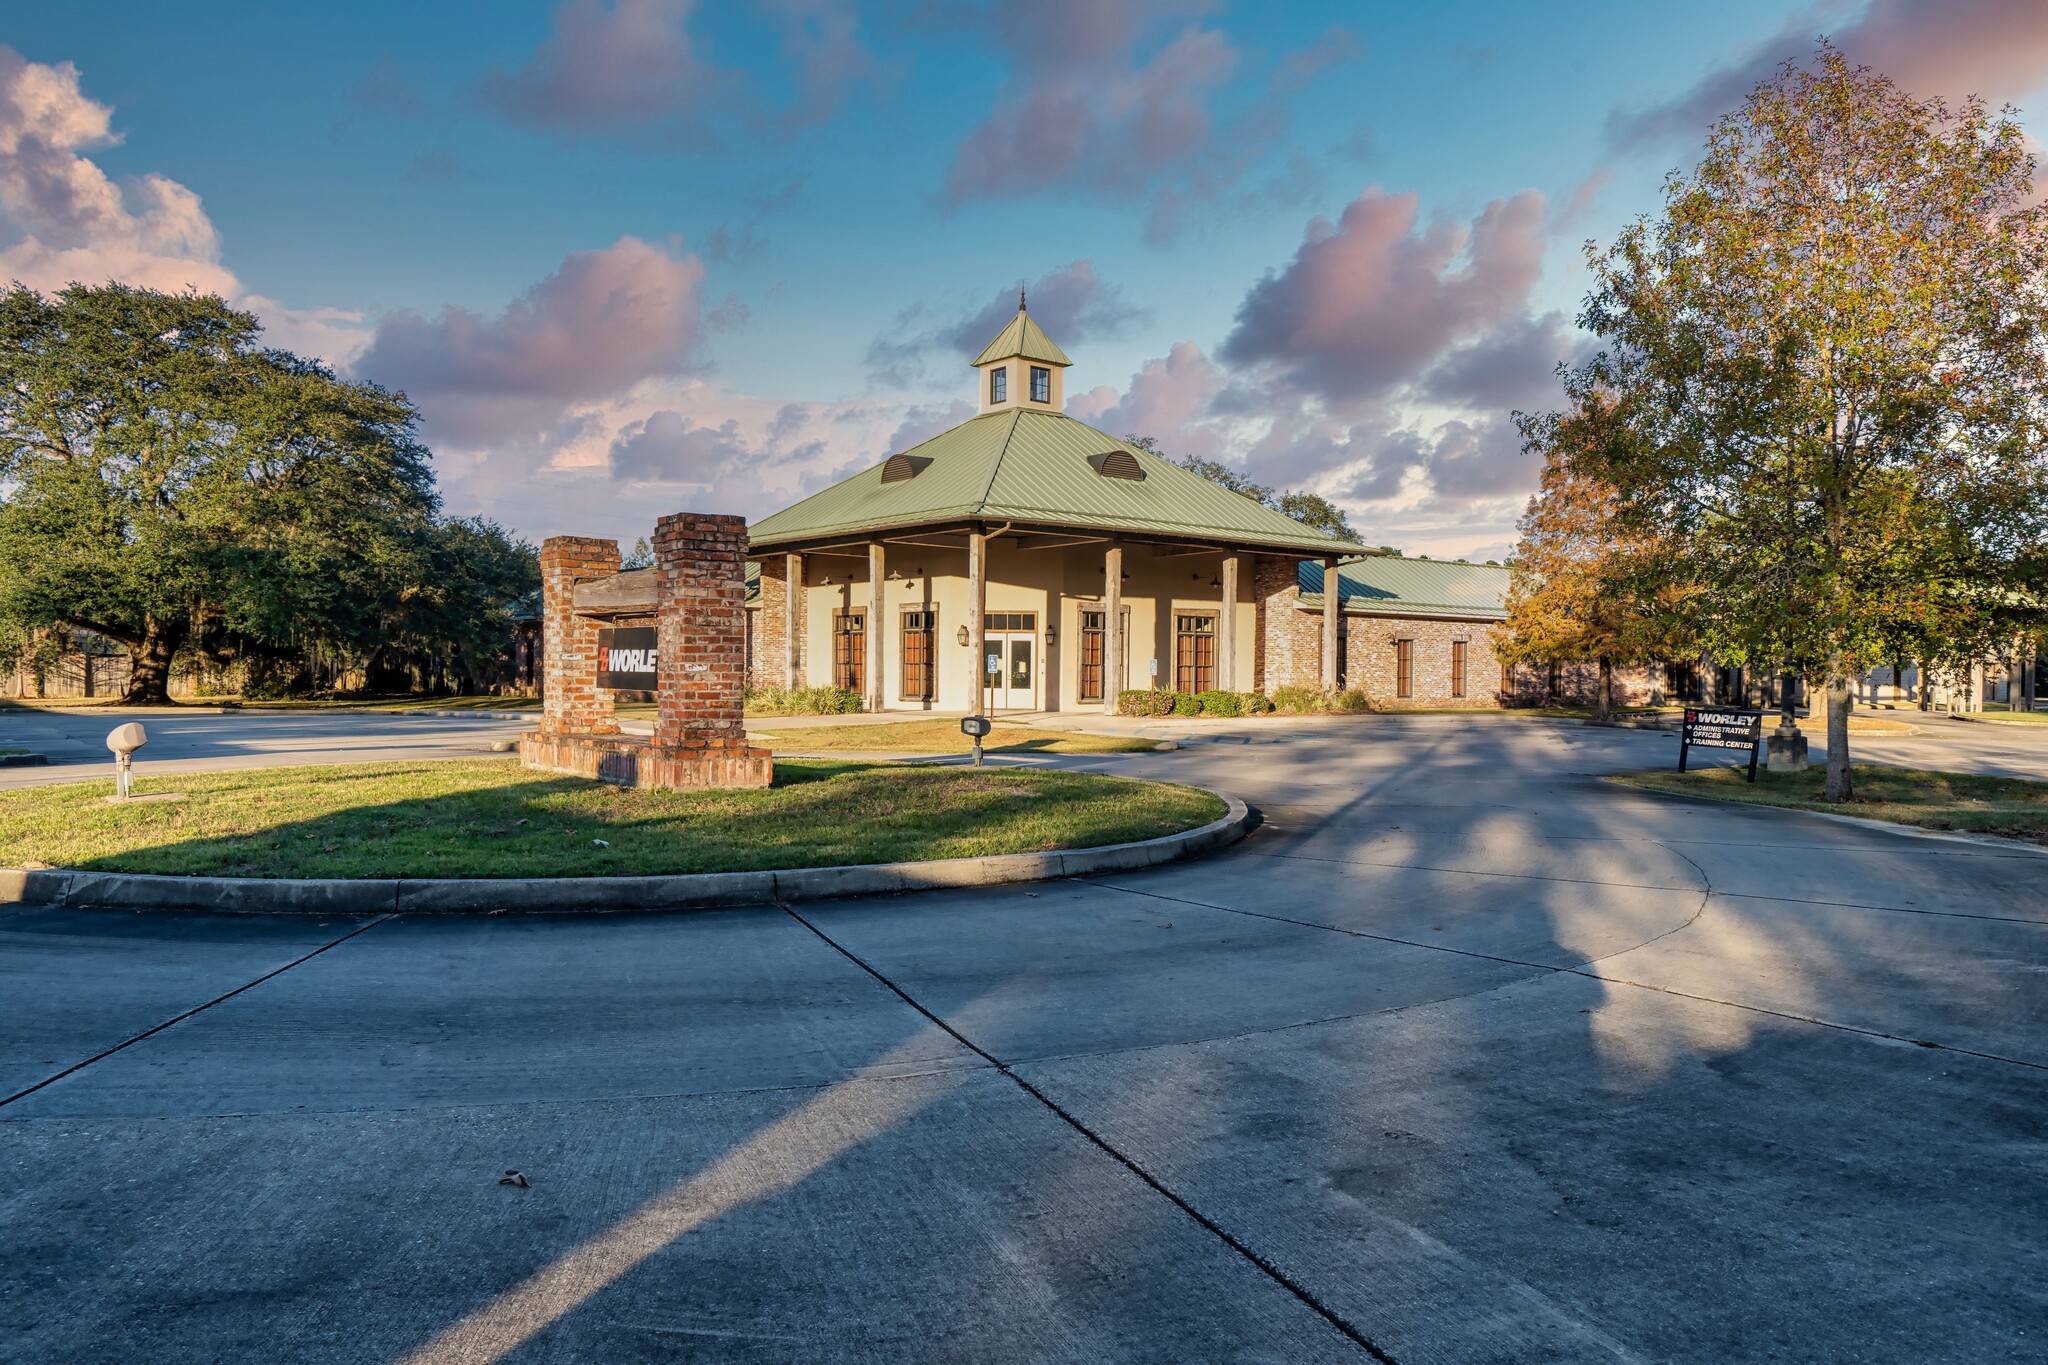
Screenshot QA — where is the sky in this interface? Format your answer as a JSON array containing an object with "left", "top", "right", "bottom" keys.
[{"left": 4, "top": 1, "right": 2046, "bottom": 562}]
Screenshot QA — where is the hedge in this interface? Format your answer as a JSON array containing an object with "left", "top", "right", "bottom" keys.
[
  {"left": 744, "top": 685, "right": 864, "bottom": 715},
  {"left": 1119, "top": 688, "right": 1278, "bottom": 717}
]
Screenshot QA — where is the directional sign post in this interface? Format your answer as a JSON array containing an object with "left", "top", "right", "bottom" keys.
[{"left": 1679, "top": 707, "right": 1765, "bottom": 782}]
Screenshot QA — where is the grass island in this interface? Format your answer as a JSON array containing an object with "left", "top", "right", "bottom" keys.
[{"left": 0, "top": 757, "right": 1224, "bottom": 879}]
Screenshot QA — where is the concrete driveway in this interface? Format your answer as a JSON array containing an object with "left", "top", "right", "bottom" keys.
[{"left": 2, "top": 722, "right": 2043, "bottom": 1363}]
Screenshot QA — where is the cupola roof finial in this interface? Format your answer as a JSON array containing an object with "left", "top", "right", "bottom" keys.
[{"left": 1018, "top": 283, "right": 1027, "bottom": 312}]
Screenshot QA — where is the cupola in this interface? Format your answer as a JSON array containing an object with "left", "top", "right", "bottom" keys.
[{"left": 972, "top": 288, "right": 1071, "bottom": 414}]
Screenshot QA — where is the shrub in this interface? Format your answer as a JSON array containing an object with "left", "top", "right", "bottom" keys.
[
  {"left": 745, "top": 685, "right": 864, "bottom": 715},
  {"left": 1238, "top": 691, "right": 1274, "bottom": 714},
  {"left": 1171, "top": 691, "right": 1201, "bottom": 716},
  {"left": 1332, "top": 688, "right": 1374, "bottom": 713},
  {"left": 1194, "top": 689, "right": 1242, "bottom": 717},
  {"left": 1117, "top": 688, "right": 1175, "bottom": 716},
  {"left": 1271, "top": 685, "right": 1326, "bottom": 713}
]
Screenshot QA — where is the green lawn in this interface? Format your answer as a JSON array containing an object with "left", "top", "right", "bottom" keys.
[
  {"left": 1612, "top": 764, "right": 2048, "bottom": 845},
  {"left": 750, "top": 718, "right": 1156, "bottom": 754},
  {"left": 1968, "top": 708, "right": 2048, "bottom": 725},
  {"left": 0, "top": 757, "right": 1222, "bottom": 878}
]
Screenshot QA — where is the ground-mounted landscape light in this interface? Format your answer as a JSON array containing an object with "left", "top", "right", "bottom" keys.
[{"left": 106, "top": 722, "right": 146, "bottom": 799}]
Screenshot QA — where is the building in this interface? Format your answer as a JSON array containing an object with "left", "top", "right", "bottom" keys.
[
  {"left": 738, "top": 301, "right": 2043, "bottom": 716},
  {"left": 745, "top": 300, "right": 1374, "bottom": 714}
]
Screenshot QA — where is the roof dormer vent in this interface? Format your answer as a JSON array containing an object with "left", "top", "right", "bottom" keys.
[
  {"left": 880, "top": 453, "right": 932, "bottom": 484},
  {"left": 1087, "top": 449, "right": 1144, "bottom": 481}
]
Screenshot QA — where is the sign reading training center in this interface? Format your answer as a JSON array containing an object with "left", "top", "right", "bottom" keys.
[
  {"left": 1679, "top": 707, "right": 1764, "bottom": 782},
  {"left": 596, "top": 626, "right": 659, "bottom": 691}
]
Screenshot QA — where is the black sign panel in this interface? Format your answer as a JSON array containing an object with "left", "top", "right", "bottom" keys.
[
  {"left": 1680, "top": 707, "right": 1763, "bottom": 781},
  {"left": 596, "top": 626, "right": 658, "bottom": 691}
]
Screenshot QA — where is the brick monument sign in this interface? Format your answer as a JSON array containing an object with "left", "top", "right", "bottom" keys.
[{"left": 520, "top": 512, "right": 773, "bottom": 790}]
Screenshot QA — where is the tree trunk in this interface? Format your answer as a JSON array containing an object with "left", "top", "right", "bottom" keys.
[
  {"left": 122, "top": 616, "right": 183, "bottom": 705},
  {"left": 1595, "top": 657, "right": 1614, "bottom": 722},
  {"left": 1823, "top": 654, "right": 1854, "bottom": 802}
]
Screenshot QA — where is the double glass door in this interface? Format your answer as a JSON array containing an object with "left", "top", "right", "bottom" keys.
[{"left": 981, "top": 612, "right": 1037, "bottom": 710}]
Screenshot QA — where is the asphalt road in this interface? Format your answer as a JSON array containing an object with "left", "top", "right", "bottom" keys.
[
  {"left": 0, "top": 705, "right": 530, "bottom": 790},
  {"left": 2, "top": 722, "right": 2044, "bottom": 1363}
]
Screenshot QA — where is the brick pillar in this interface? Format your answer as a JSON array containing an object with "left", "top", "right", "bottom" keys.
[
  {"left": 652, "top": 513, "right": 750, "bottom": 749},
  {"left": 753, "top": 557, "right": 788, "bottom": 689},
  {"left": 539, "top": 536, "right": 621, "bottom": 736}
]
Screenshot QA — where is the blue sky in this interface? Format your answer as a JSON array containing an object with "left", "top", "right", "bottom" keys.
[{"left": 4, "top": 1, "right": 2044, "bottom": 559}]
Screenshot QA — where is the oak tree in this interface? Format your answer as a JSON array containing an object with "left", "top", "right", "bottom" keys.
[{"left": 1565, "top": 45, "right": 2048, "bottom": 798}]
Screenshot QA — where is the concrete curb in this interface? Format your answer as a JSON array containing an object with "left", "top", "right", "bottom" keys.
[{"left": 0, "top": 794, "right": 1251, "bottom": 915}]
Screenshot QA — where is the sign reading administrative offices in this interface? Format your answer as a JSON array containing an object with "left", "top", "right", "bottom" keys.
[
  {"left": 1679, "top": 707, "right": 1763, "bottom": 782},
  {"left": 596, "top": 626, "right": 658, "bottom": 691}
]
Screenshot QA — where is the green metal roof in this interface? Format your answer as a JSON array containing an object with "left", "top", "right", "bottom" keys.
[
  {"left": 1298, "top": 557, "right": 1510, "bottom": 620},
  {"left": 971, "top": 310, "right": 1072, "bottom": 367},
  {"left": 748, "top": 407, "right": 1372, "bottom": 556}
]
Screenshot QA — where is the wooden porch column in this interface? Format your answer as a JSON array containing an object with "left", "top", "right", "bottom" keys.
[
  {"left": 784, "top": 552, "right": 803, "bottom": 688},
  {"left": 867, "top": 542, "right": 886, "bottom": 713},
  {"left": 1321, "top": 557, "right": 1340, "bottom": 691},
  {"left": 1218, "top": 553, "right": 1239, "bottom": 692},
  {"left": 1103, "top": 543, "right": 1123, "bottom": 715},
  {"left": 968, "top": 530, "right": 987, "bottom": 715}
]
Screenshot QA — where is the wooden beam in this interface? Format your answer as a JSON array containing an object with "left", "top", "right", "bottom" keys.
[
  {"left": 968, "top": 530, "right": 987, "bottom": 716},
  {"left": 1103, "top": 543, "right": 1123, "bottom": 716},
  {"left": 867, "top": 542, "right": 885, "bottom": 713},
  {"left": 1219, "top": 554, "right": 1239, "bottom": 692},
  {"left": 568, "top": 567, "right": 659, "bottom": 618}
]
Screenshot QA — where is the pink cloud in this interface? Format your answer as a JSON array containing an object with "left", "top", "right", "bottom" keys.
[
  {"left": 942, "top": 2, "right": 1357, "bottom": 240},
  {"left": 1069, "top": 341, "right": 1226, "bottom": 455},
  {"left": 0, "top": 46, "right": 235, "bottom": 296},
  {"left": 1610, "top": 0, "right": 2048, "bottom": 148},
  {"left": 1220, "top": 186, "right": 1548, "bottom": 406},
  {"left": 482, "top": 0, "right": 731, "bottom": 137},
  {"left": 355, "top": 236, "right": 708, "bottom": 444},
  {"left": 480, "top": 0, "right": 869, "bottom": 142}
]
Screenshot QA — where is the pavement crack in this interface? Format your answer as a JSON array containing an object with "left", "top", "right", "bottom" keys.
[
  {"left": 0, "top": 912, "right": 399, "bottom": 1111},
  {"left": 776, "top": 900, "right": 1401, "bottom": 1365}
]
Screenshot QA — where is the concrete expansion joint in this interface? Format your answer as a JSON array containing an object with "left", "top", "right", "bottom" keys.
[
  {"left": 776, "top": 899, "right": 1404, "bottom": 1364},
  {"left": 0, "top": 791, "right": 1252, "bottom": 916}
]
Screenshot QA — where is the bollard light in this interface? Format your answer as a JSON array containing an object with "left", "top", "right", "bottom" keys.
[{"left": 106, "top": 722, "right": 147, "bottom": 800}]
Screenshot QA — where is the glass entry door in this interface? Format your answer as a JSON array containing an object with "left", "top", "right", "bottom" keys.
[{"left": 981, "top": 612, "right": 1037, "bottom": 710}]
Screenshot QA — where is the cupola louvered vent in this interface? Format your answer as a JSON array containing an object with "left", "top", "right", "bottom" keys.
[
  {"left": 1087, "top": 450, "right": 1144, "bottom": 481},
  {"left": 880, "top": 453, "right": 931, "bottom": 484}
]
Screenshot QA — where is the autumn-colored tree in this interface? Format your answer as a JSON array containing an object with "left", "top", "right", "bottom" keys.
[
  {"left": 1564, "top": 45, "right": 2048, "bottom": 799},
  {"left": 1498, "top": 398, "right": 1692, "bottom": 721}
]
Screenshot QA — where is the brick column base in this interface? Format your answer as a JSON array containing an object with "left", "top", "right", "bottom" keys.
[{"left": 518, "top": 732, "right": 772, "bottom": 791}]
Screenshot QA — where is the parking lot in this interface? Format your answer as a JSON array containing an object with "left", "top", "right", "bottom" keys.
[{"left": 2, "top": 719, "right": 2043, "bottom": 1363}]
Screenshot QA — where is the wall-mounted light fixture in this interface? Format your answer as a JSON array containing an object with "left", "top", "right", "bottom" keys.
[
  {"left": 956, "top": 625, "right": 971, "bottom": 646},
  {"left": 1045, "top": 626, "right": 1057, "bottom": 645}
]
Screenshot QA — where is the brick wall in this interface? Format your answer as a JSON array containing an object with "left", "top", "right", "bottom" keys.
[
  {"left": 1501, "top": 658, "right": 1669, "bottom": 707},
  {"left": 538, "top": 536, "right": 622, "bottom": 735},
  {"left": 652, "top": 513, "right": 751, "bottom": 749},
  {"left": 1254, "top": 555, "right": 1324, "bottom": 692},
  {"left": 1343, "top": 616, "right": 1504, "bottom": 708},
  {"left": 751, "top": 556, "right": 789, "bottom": 689}
]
